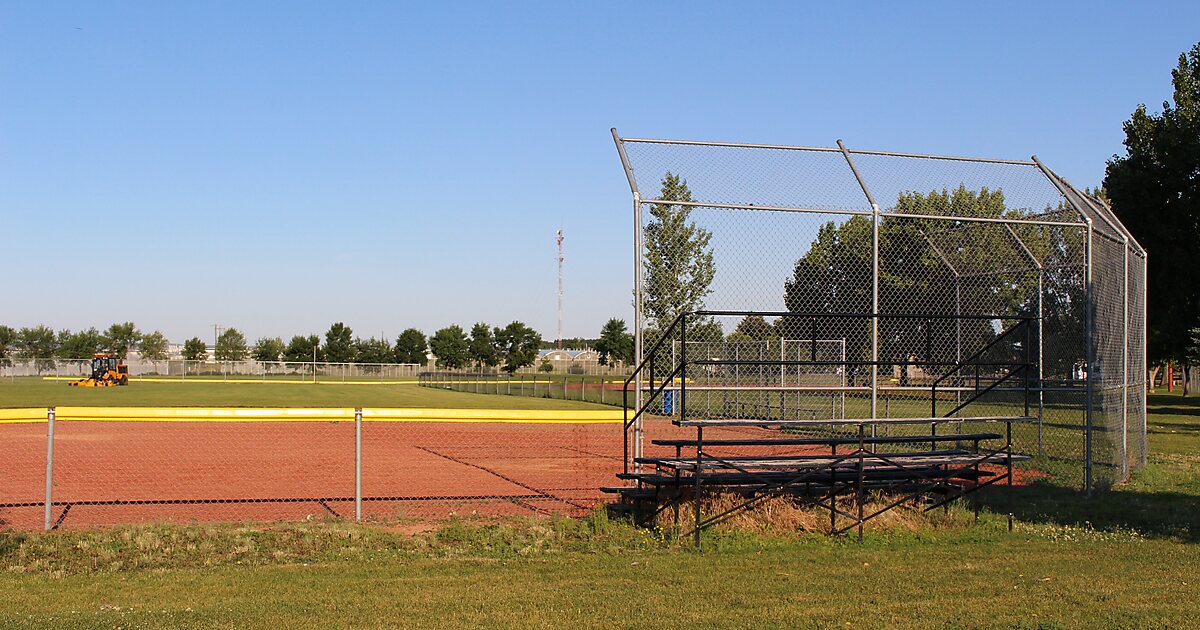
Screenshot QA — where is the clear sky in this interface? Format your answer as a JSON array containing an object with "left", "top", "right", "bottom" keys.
[{"left": 2, "top": 2, "right": 1197, "bottom": 345}]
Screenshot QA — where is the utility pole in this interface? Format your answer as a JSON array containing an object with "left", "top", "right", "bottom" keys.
[
  {"left": 556, "top": 229, "right": 564, "bottom": 350},
  {"left": 212, "top": 324, "right": 223, "bottom": 361}
]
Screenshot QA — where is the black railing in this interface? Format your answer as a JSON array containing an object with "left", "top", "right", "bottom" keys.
[
  {"left": 623, "top": 310, "right": 691, "bottom": 474},
  {"left": 621, "top": 310, "right": 1039, "bottom": 476},
  {"left": 931, "top": 318, "right": 1035, "bottom": 419}
]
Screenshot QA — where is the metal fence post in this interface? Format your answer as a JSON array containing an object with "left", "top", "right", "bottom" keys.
[
  {"left": 1084, "top": 220, "right": 1094, "bottom": 494},
  {"left": 355, "top": 407, "right": 362, "bottom": 522},
  {"left": 1121, "top": 238, "right": 1130, "bottom": 480},
  {"left": 44, "top": 406, "right": 55, "bottom": 531},
  {"left": 837, "top": 140, "right": 880, "bottom": 421}
]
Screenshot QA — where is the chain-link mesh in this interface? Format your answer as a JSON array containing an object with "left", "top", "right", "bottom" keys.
[
  {"left": 616, "top": 133, "right": 1146, "bottom": 492},
  {"left": 0, "top": 407, "right": 621, "bottom": 530},
  {"left": 362, "top": 416, "right": 617, "bottom": 520},
  {"left": 0, "top": 409, "right": 47, "bottom": 530}
]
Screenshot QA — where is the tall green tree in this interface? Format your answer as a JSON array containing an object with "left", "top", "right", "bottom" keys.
[
  {"left": 393, "top": 328, "right": 428, "bottom": 365},
  {"left": 783, "top": 217, "right": 873, "bottom": 364},
  {"left": 253, "top": 337, "right": 285, "bottom": 364},
  {"left": 782, "top": 187, "right": 1046, "bottom": 373},
  {"left": 642, "top": 173, "right": 716, "bottom": 331},
  {"left": 182, "top": 337, "right": 208, "bottom": 362},
  {"left": 324, "top": 322, "right": 356, "bottom": 363},
  {"left": 495, "top": 321, "right": 543, "bottom": 374},
  {"left": 539, "top": 337, "right": 598, "bottom": 350},
  {"left": 594, "top": 318, "right": 634, "bottom": 366},
  {"left": 353, "top": 337, "right": 394, "bottom": 364},
  {"left": 17, "top": 325, "right": 57, "bottom": 372},
  {"left": 215, "top": 328, "right": 249, "bottom": 361},
  {"left": 284, "top": 335, "right": 323, "bottom": 363},
  {"left": 429, "top": 325, "right": 470, "bottom": 369},
  {"left": 1104, "top": 42, "right": 1200, "bottom": 376},
  {"left": 56, "top": 328, "right": 104, "bottom": 359},
  {"left": 139, "top": 330, "right": 170, "bottom": 370},
  {"left": 733, "top": 315, "right": 775, "bottom": 342},
  {"left": 0, "top": 325, "right": 17, "bottom": 366},
  {"left": 1185, "top": 327, "right": 1200, "bottom": 396},
  {"left": 103, "top": 322, "right": 141, "bottom": 359},
  {"left": 468, "top": 322, "right": 499, "bottom": 370}
]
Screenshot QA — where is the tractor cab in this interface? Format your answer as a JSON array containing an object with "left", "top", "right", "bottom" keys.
[
  {"left": 70, "top": 353, "right": 129, "bottom": 386},
  {"left": 91, "top": 355, "right": 116, "bottom": 380}
]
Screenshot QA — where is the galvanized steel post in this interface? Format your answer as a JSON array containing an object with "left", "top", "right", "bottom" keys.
[
  {"left": 1122, "top": 238, "right": 1130, "bottom": 479},
  {"left": 837, "top": 140, "right": 881, "bottom": 420},
  {"left": 44, "top": 406, "right": 55, "bottom": 531},
  {"left": 355, "top": 407, "right": 363, "bottom": 522},
  {"left": 1084, "top": 219, "right": 1094, "bottom": 494},
  {"left": 633, "top": 191, "right": 644, "bottom": 468}
]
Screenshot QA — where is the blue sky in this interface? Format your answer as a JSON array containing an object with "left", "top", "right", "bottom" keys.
[{"left": 2, "top": 1, "right": 1197, "bottom": 344}]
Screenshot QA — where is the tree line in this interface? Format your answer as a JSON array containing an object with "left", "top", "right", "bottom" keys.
[
  {"left": 0, "top": 323, "right": 167, "bottom": 368},
  {"left": 0, "top": 318, "right": 637, "bottom": 374}
]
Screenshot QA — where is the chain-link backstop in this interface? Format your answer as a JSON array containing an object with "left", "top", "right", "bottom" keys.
[{"left": 613, "top": 130, "right": 1146, "bottom": 492}]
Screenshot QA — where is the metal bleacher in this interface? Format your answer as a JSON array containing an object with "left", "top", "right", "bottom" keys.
[{"left": 604, "top": 310, "right": 1036, "bottom": 546}]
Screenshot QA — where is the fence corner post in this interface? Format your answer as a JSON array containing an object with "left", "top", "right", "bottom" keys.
[
  {"left": 44, "top": 406, "right": 56, "bottom": 531},
  {"left": 355, "top": 407, "right": 362, "bottom": 522}
]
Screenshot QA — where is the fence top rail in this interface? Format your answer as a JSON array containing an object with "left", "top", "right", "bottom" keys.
[
  {"left": 689, "top": 359, "right": 1029, "bottom": 367},
  {"left": 616, "top": 134, "right": 1037, "bottom": 166},
  {"left": 692, "top": 310, "right": 1037, "bottom": 321}
]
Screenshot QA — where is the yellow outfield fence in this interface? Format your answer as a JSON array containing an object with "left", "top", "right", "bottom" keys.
[
  {"left": 40, "top": 377, "right": 423, "bottom": 385},
  {"left": 40, "top": 376, "right": 634, "bottom": 385},
  {"left": 0, "top": 408, "right": 48, "bottom": 424},
  {"left": 0, "top": 406, "right": 625, "bottom": 424}
]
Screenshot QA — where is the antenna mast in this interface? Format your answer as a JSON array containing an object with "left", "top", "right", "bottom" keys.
[{"left": 556, "top": 229, "right": 564, "bottom": 350}]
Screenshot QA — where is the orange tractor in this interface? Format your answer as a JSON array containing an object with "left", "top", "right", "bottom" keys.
[{"left": 70, "top": 353, "right": 130, "bottom": 386}]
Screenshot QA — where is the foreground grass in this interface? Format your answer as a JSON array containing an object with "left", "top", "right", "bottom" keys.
[
  {"left": 0, "top": 391, "right": 1195, "bottom": 628},
  {"left": 0, "top": 379, "right": 610, "bottom": 410},
  {"left": 0, "top": 516, "right": 1195, "bottom": 629}
]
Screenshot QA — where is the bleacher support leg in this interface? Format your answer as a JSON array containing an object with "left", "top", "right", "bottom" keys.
[
  {"left": 673, "top": 445, "right": 682, "bottom": 532},
  {"left": 694, "top": 427, "right": 703, "bottom": 549},
  {"left": 857, "top": 424, "right": 865, "bottom": 543}
]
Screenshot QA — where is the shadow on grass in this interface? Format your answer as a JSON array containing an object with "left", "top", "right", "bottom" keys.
[
  {"left": 1146, "top": 392, "right": 1200, "bottom": 413},
  {"left": 974, "top": 480, "right": 1199, "bottom": 542},
  {"left": 970, "top": 391, "right": 1197, "bottom": 541},
  {"left": 1147, "top": 408, "right": 1200, "bottom": 418},
  {"left": 1148, "top": 422, "right": 1200, "bottom": 434}
]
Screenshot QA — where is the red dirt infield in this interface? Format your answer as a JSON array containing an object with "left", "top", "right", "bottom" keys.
[
  {"left": 0, "top": 417, "right": 825, "bottom": 529},
  {"left": 0, "top": 417, "right": 1035, "bottom": 530}
]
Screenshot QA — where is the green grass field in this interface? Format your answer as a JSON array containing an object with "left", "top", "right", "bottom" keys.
[
  {"left": 0, "top": 377, "right": 611, "bottom": 410},
  {"left": 1, "top": 390, "right": 1197, "bottom": 628}
]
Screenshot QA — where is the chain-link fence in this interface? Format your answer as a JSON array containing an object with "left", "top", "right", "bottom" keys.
[
  {"left": 419, "top": 371, "right": 629, "bottom": 407},
  {"left": 0, "top": 359, "right": 428, "bottom": 381},
  {"left": 2, "top": 356, "right": 629, "bottom": 381},
  {"left": 613, "top": 130, "right": 1147, "bottom": 492},
  {"left": 0, "top": 406, "right": 621, "bottom": 530}
]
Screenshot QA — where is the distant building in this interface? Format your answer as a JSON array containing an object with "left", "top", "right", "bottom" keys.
[
  {"left": 535, "top": 348, "right": 616, "bottom": 374},
  {"left": 537, "top": 349, "right": 595, "bottom": 362}
]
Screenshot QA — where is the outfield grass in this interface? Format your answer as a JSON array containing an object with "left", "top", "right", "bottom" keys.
[
  {"left": 0, "top": 522, "right": 1195, "bottom": 629},
  {"left": 1, "top": 390, "right": 1197, "bottom": 628},
  {"left": 0, "top": 377, "right": 610, "bottom": 410}
]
